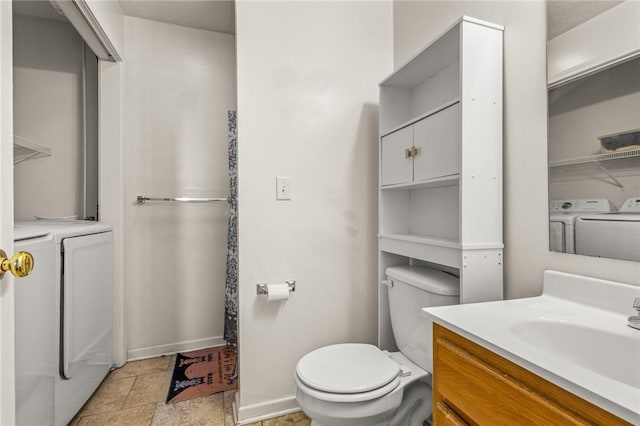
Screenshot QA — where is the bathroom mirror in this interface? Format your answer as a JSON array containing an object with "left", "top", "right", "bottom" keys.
[{"left": 546, "top": 1, "right": 640, "bottom": 261}]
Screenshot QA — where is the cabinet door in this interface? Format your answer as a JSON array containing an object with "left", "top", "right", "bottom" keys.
[
  {"left": 381, "top": 126, "right": 413, "bottom": 186},
  {"left": 433, "top": 324, "right": 630, "bottom": 426},
  {"left": 413, "top": 103, "right": 460, "bottom": 182}
]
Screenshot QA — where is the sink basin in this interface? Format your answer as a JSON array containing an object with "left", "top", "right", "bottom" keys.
[
  {"left": 422, "top": 270, "right": 640, "bottom": 424},
  {"left": 510, "top": 320, "right": 640, "bottom": 388}
]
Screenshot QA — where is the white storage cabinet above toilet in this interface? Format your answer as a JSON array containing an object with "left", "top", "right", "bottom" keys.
[{"left": 378, "top": 16, "right": 504, "bottom": 350}]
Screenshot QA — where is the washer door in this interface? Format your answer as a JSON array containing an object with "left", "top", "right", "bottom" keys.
[
  {"left": 61, "top": 232, "right": 113, "bottom": 379},
  {"left": 576, "top": 217, "right": 640, "bottom": 261}
]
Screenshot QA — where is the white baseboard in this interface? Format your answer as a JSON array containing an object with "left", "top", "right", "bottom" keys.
[
  {"left": 126, "top": 336, "right": 226, "bottom": 361},
  {"left": 237, "top": 394, "right": 301, "bottom": 425}
]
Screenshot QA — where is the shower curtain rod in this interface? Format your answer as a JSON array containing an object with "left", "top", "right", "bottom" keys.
[{"left": 136, "top": 195, "right": 229, "bottom": 204}]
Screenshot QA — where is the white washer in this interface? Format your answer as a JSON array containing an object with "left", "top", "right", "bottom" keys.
[
  {"left": 16, "top": 220, "right": 113, "bottom": 426},
  {"left": 549, "top": 199, "right": 615, "bottom": 253},
  {"left": 576, "top": 197, "right": 640, "bottom": 261},
  {"left": 14, "top": 226, "right": 56, "bottom": 426}
]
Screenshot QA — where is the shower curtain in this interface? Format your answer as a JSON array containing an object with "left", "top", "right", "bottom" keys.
[{"left": 224, "top": 110, "right": 238, "bottom": 349}]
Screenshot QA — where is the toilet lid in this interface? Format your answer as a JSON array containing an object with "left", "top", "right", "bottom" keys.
[{"left": 296, "top": 344, "right": 400, "bottom": 394}]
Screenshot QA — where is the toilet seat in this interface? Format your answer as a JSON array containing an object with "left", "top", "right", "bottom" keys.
[{"left": 296, "top": 343, "right": 401, "bottom": 402}]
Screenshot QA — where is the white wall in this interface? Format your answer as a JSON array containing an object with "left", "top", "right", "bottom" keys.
[
  {"left": 122, "top": 17, "right": 236, "bottom": 359},
  {"left": 236, "top": 1, "right": 392, "bottom": 422},
  {"left": 393, "top": 0, "right": 640, "bottom": 298},
  {"left": 13, "top": 15, "right": 84, "bottom": 220},
  {"left": 549, "top": 59, "right": 640, "bottom": 163}
]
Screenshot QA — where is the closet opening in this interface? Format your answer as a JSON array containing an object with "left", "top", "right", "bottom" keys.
[{"left": 13, "top": 0, "right": 99, "bottom": 221}]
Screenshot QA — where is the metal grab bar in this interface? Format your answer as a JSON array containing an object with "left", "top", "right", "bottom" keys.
[{"left": 137, "top": 195, "right": 229, "bottom": 204}]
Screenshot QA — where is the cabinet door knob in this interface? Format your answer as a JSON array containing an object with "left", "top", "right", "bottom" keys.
[{"left": 405, "top": 147, "right": 419, "bottom": 158}]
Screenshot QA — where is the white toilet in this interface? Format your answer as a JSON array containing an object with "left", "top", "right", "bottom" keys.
[{"left": 295, "top": 265, "right": 459, "bottom": 426}]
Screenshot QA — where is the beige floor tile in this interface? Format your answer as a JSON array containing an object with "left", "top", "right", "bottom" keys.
[
  {"left": 76, "top": 404, "right": 156, "bottom": 426},
  {"left": 124, "top": 371, "right": 171, "bottom": 408},
  {"left": 244, "top": 423, "right": 262, "bottom": 426},
  {"left": 78, "top": 376, "right": 136, "bottom": 417},
  {"left": 151, "top": 393, "right": 225, "bottom": 426},
  {"left": 262, "top": 411, "right": 310, "bottom": 426},
  {"left": 223, "top": 390, "right": 236, "bottom": 426},
  {"left": 109, "top": 356, "right": 173, "bottom": 380}
]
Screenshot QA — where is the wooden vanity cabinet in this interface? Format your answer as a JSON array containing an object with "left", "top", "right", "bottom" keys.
[{"left": 432, "top": 324, "right": 631, "bottom": 426}]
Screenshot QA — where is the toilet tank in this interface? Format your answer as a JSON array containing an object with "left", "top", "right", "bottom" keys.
[{"left": 385, "top": 265, "right": 459, "bottom": 373}]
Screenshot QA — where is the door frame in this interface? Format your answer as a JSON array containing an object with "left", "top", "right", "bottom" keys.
[
  {"left": 98, "top": 59, "right": 126, "bottom": 367},
  {"left": 0, "top": 2, "right": 126, "bottom": 420},
  {"left": 55, "top": 0, "right": 126, "bottom": 367}
]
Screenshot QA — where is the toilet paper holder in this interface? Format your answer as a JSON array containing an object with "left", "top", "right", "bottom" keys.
[{"left": 256, "top": 280, "right": 296, "bottom": 295}]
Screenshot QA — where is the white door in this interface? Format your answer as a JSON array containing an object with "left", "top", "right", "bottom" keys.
[{"left": 0, "top": 1, "right": 16, "bottom": 424}]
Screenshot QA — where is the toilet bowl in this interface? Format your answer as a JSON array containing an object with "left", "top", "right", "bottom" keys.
[
  {"left": 295, "top": 346, "right": 431, "bottom": 426},
  {"left": 295, "top": 265, "right": 459, "bottom": 426}
]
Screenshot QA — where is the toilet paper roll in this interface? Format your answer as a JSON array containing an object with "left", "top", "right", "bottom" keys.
[{"left": 266, "top": 283, "right": 290, "bottom": 301}]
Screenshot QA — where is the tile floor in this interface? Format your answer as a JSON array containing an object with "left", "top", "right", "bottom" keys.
[{"left": 69, "top": 355, "right": 311, "bottom": 426}]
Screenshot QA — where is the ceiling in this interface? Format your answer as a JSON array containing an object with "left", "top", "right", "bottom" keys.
[
  {"left": 118, "top": 0, "right": 235, "bottom": 35},
  {"left": 14, "top": 1, "right": 622, "bottom": 46},
  {"left": 547, "top": 0, "right": 624, "bottom": 39}
]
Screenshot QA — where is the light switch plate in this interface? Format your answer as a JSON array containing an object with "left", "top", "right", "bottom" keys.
[{"left": 276, "top": 176, "right": 291, "bottom": 200}]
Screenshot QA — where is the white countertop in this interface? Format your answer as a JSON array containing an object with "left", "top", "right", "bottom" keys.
[{"left": 422, "top": 271, "right": 640, "bottom": 424}]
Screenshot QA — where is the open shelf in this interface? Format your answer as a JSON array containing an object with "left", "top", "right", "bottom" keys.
[
  {"left": 379, "top": 233, "right": 461, "bottom": 268},
  {"left": 381, "top": 173, "right": 459, "bottom": 190},
  {"left": 549, "top": 149, "right": 640, "bottom": 167},
  {"left": 549, "top": 149, "right": 640, "bottom": 189},
  {"left": 379, "top": 233, "right": 460, "bottom": 247},
  {"left": 380, "top": 98, "right": 461, "bottom": 138},
  {"left": 14, "top": 135, "right": 52, "bottom": 165}
]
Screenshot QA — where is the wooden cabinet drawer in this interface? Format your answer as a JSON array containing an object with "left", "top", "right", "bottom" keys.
[
  {"left": 433, "top": 324, "right": 631, "bottom": 426},
  {"left": 435, "top": 401, "right": 469, "bottom": 426}
]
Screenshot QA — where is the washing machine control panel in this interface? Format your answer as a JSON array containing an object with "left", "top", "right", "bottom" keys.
[
  {"left": 620, "top": 197, "right": 640, "bottom": 213},
  {"left": 550, "top": 199, "right": 615, "bottom": 213}
]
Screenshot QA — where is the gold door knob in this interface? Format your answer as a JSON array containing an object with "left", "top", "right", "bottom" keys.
[{"left": 0, "top": 249, "right": 34, "bottom": 278}]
